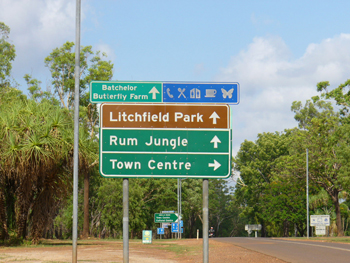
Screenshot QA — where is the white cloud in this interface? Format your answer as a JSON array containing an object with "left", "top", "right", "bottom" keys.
[
  {"left": 218, "top": 34, "right": 350, "bottom": 155},
  {"left": 0, "top": 0, "right": 83, "bottom": 89}
]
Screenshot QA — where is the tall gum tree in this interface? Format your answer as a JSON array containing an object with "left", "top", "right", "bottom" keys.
[
  {"left": 43, "top": 41, "right": 113, "bottom": 238},
  {"left": 291, "top": 98, "right": 350, "bottom": 236},
  {"left": 0, "top": 22, "right": 16, "bottom": 89}
]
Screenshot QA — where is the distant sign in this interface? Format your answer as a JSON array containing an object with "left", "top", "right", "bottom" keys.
[
  {"left": 310, "top": 215, "right": 330, "bottom": 226},
  {"left": 157, "top": 228, "right": 164, "bottom": 235},
  {"left": 142, "top": 230, "right": 152, "bottom": 244},
  {"left": 154, "top": 213, "right": 179, "bottom": 223},
  {"left": 245, "top": 224, "right": 262, "bottom": 231},
  {"left": 315, "top": 226, "right": 326, "bottom": 235}
]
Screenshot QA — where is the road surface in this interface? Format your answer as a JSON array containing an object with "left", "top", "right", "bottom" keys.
[{"left": 215, "top": 237, "right": 350, "bottom": 263}]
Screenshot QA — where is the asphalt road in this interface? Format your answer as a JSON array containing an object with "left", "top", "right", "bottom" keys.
[{"left": 215, "top": 237, "right": 350, "bottom": 263}]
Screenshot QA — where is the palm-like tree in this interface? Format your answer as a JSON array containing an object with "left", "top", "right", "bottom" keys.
[{"left": 0, "top": 93, "right": 74, "bottom": 243}]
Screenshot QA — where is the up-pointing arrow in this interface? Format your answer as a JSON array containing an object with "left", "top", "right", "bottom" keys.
[
  {"left": 208, "top": 160, "right": 221, "bottom": 171},
  {"left": 209, "top": 111, "right": 220, "bottom": 124},
  {"left": 149, "top": 86, "right": 160, "bottom": 100},
  {"left": 210, "top": 135, "right": 221, "bottom": 148}
]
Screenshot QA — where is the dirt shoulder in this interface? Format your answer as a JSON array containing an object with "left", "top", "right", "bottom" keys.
[{"left": 0, "top": 238, "right": 286, "bottom": 263}]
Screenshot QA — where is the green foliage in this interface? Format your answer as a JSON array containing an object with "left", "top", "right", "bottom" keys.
[
  {"left": 44, "top": 41, "right": 113, "bottom": 111},
  {"left": 0, "top": 22, "right": 16, "bottom": 89},
  {"left": 0, "top": 89, "right": 75, "bottom": 243}
]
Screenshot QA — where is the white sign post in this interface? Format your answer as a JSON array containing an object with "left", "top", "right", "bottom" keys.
[
  {"left": 245, "top": 224, "right": 262, "bottom": 238},
  {"left": 310, "top": 215, "right": 330, "bottom": 236}
]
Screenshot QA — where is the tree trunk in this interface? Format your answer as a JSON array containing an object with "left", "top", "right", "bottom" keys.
[
  {"left": 283, "top": 220, "right": 289, "bottom": 237},
  {"left": 82, "top": 171, "right": 90, "bottom": 238},
  {"left": 332, "top": 191, "right": 344, "bottom": 236},
  {"left": 0, "top": 191, "right": 9, "bottom": 239}
]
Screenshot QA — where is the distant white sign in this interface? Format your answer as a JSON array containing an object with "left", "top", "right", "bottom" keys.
[
  {"left": 315, "top": 226, "right": 326, "bottom": 235},
  {"left": 245, "top": 224, "right": 262, "bottom": 231},
  {"left": 310, "top": 215, "right": 330, "bottom": 226}
]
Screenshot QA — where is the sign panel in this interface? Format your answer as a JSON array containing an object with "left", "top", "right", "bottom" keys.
[
  {"left": 155, "top": 213, "right": 178, "bottom": 223},
  {"left": 101, "top": 104, "right": 230, "bottom": 129},
  {"left": 142, "top": 230, "right": 152, "bottom": 244},
  {"left": 99, "top": 103, "right": 232, "bottom": 178},
  {"left": 162, "top": 223, "right": 171, "bottom": 228},
  {"left": 101, "top": 129, "right": 230, "bottom": 153},
  {"left": 157, "top": 228, "right": 164, "bottom": 235},
  {"left": 101, "top": 153, "right": 230, "bottom": 177},
  {"left": 90, "top": 81, "right": 240, "bottom": 104},
  {"left": 315, "top": 226, "right": 326, "bottom": 235},
  {"left": 171, "top": 223, "right": 178, "bottom": 233},
  {"left": 163, "top": 82, "right": 239, "bottom": 104},
  {"left": 310, "top": 215, "right": 330, "bottom": 226},
  {"left": 90, "top": 81, "right": 162, "bottom": 103},
  {"left": 245, "top": 224, "right": 262, "bottom": 231}
]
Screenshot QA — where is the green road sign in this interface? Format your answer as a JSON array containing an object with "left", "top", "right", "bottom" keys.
[
  {"left": 101, "top": 129, "right": 230, "bottom": 153},
  {"left": 90, "top": 81, "right": 162, "bottom": 103},
  {"left": 100, "top": 152, "right": 230, "bottom": 178},
  {"left": 154, "top": 213, "right": 178, "bottom": 223},
  {"left": 99, "top": 103, "right": 232, "bottom": 178}
]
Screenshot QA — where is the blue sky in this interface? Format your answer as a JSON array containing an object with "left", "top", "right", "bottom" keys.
[{"left": 2, "top": 0, "right": 350, "bottom": 176}]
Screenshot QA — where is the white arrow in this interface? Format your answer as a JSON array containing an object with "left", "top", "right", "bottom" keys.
[
  {"left": 209, "top": 111, "right": 220, "bottom": 124},
  {"left": 149, "top": 86, "right": 160, "bottom": 99},
  {"left": 208, "top": 160, "right": 221, "bottom": 171},
  {"left": 210, "top": 135, "right": 221, "bottom": 148}
]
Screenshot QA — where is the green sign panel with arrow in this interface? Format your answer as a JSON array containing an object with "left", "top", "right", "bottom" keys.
[
  {"left": 90, "top": 81, "right": 162, "bottom": 103},
  {"left": 154, "top": 213, "right": 179, "bottom": 223},
  {"left": 99, "top": 103, "right": 232, "bottom": 179}
]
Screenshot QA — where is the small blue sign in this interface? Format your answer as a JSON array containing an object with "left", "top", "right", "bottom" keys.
[
  {"left": 171, "top": 223, "right": 178, "bottom": 233},
  {"left": 157, "top": 228, "right": 164, "bottom": 235},
  {"left": 163, "top": 82, "right": 239, "bottom": 104}
]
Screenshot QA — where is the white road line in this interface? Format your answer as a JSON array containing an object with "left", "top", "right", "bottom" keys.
[{"left": 267, "top": 239, "right": 350, "bottom": 252}]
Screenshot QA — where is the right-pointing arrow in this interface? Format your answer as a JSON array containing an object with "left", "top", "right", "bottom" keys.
[
  {"left": 210, "top": 135, "right": 221, "bottom": 148},
  {"left": 208, "top": 160, "right": 221, "bottom": 171},
  {"left": 209, "top": 111, "right": 220, "bottom": 124}
]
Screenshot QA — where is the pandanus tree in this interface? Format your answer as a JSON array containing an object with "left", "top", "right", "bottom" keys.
[{"left": 0, "top": 92, "right": 73, "bottom": 243}]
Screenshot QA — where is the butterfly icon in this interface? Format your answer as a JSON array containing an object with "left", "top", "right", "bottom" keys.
[{"left": 221, "top": 88, "right": 234, "bottom": 99}]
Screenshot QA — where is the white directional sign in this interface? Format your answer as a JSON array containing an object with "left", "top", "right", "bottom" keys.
[
  {"left": 310, "top": 215, "right": 330, "bottom": 226},
  {"left": 315, "top": 226, "right": 326, "bottom": 235}
]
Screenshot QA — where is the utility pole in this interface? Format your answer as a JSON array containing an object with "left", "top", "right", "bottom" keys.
[{"left": 306, "top": 149, "right": 309, "bottom": 239}]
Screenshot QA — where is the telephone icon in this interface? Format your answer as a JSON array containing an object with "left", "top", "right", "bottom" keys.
[{"left": 166, "top": 88, "right": 174, "bottom": 98}]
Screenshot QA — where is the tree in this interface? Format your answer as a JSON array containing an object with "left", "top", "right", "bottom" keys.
[
  {"left": 0, "top": 22, "right": 16, "bottom": 89},
  {"left": 291, "top": 99, "right": 350, "bottom": 236},
  {"left": 43, "top": 42, "right": 113, "bottom": 238},
  {"left": 44, "top": 41, "right": 113, "bottom": 111},
  {"left": 316, "top": 80, "right": 350, "bottom": 118},
  {"left": 233, "top": 132, "right": 290, "bottom": 236},
  {"left": 209, "top": 179, "right": 233, "bottom": 237},
  {"left": 0, "top": 91, "right": 74, "bottom": 243}
]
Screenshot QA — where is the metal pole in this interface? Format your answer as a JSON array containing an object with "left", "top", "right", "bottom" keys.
[
  {"left": 177, "top": 178, "right": 180, "bottom": 239},
  {"left": 72, "top": 0, "right": 81, "bottom": 262},
  {"left": 306, "top": 149, "right": 309, "bottom": 239},
  {"left": 180, "top": 179, "right": 182, "bottom": 239},
  {"left": 123, "top": 178, "right": 129, "bottom": 263},
  {"left": 203, "top": 179, "right": 209, "bottom": 263}
]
